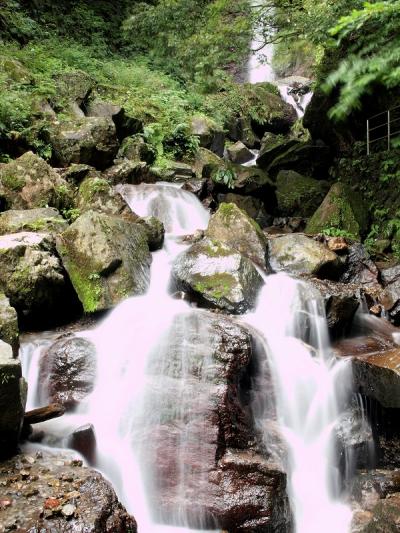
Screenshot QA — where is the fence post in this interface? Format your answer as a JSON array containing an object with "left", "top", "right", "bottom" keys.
[
  {"left": 367, "top": 119, "right": 370, "bottom": 155},
  {"left": 388, "top": 110, "right": 391, "bottom": 151}
]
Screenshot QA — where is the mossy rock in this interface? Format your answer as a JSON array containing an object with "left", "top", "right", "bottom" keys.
[
  {"left": 276, "top": 170, "right": 330, "bottom": 217},
  {"left": 206, "top": 202, "right": 268, "bottom": 268},
  {"left": 0, "top": 208, "right": 68, "bottom": 236},
  {"left": 0, "top": 152, "right": 74, "bottom": 212},
  {"left": 56, "top": 211, "right": 151, "bottom": 313},
  {"left": 172, "top": 238, "right": 263, "bottom": 314},
  {"left": 221, "top": 193, "right": 271, "bottom": 228},
  {"left": 306, "top": 182, "right": 368, "bottom": 239},
  {"left": 190, "top": 115, "right": 225, "bottom": 157},
  {"left": 0, "top": 293, "right": 18, "bottom": 356},
  {"left": 115, "top": 135, "right": 156, "bottom": 165}
]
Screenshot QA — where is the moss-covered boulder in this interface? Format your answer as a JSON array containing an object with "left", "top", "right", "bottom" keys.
[
  {"left": 306, "top": 183, "right": 368, "bottom": 239},
  {"left": 56, "top": 211, "right": 151, "bottom": 313},
  {"left": 116, "top": 135, "right": 156, "bottom": 165},
  {"left": 0, "top": 340, "right": 26, "bottom": 458},
  {"left": 256, "top": 134, "right": 298, "bottom": 170},
  {"left": 0, "top": 293, "right": 18, "bottom": 355},
  {"left": 0, "top": 152, "right": 74, "bottom": 212},
  {"left": 47, "top": 117, "right": 119, "bottom": 169},
  {"left": 0, "top": 56, "right": 32, "bottom": 84},
  {"left": 172, "top": 238, "right": 263, "bottom": 314},
  {"left": 192, "top": 147, "right": 223, "bottom": 179},
  {"left": 103, "top": 161, "right": 155, "bottom": 185},
  {"left": 268, "top": 234, "right": 342, "bottom": 278},
  {"left": 86, "top": 99, "right": 143, "bottom": 141},
  {"left": 220, "top": 193, "right": 271, "bottom": 228},
  {"left": 0, "top": 208, "right": 68, "bottom": 236},
  {"left": 76, "top": 175, "right": 133, "bottom": 219},
  {"left": 206, "top": 203, "right": 268, "bottom": 268},
  {"left": 190, "top": 115, "right": 225, "bottom": 157},
  {"left": 0, "top": 232, "right": 79, "bottom": 328},
  {"left": 54, "top": 70, "right": 95, "bottom": 110},
  {"left": 276, "top": 170, "right": 330, "bottom": 217},
  {"left": 226, "top": 114, "right": 259, "bottom": 148}
]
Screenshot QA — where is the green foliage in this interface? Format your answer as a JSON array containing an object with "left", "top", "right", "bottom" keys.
[
  {"left": 212, "top": 168, "right": 236, "bottom": 189},
  {"left": 320, "top": 227, "right": 355, "bottom": 238},
  {"left": 324, "top": 1, "right": 400, "bottom": 119}
]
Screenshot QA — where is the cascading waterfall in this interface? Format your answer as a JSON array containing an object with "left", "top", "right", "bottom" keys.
[
  {"left": 246, "top": 274, "right": 353, "bottom": 533},
  {"left": 20, "top": 183, "right": 356, "bottom": 533}
]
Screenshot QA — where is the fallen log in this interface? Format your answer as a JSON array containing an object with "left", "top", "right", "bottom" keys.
[{"left": 24, "top": 404, "right": 66, "bottom": 425}]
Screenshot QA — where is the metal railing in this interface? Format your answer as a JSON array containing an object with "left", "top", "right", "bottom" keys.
[{"left": 367, "top": 105, "right": 400, "bottom": 155}]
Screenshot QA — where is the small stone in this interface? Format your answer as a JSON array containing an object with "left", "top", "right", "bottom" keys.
[
  {"left": 62, "top": 503, "right": 76, "bottom": 517},
  {"left": 369, "top": 304, "right": 383, "bottom": 316},
  {"left": 44, "top": 497, "right": 61, "bottom": 509},
  {"left": 20, "top": 469, "right": 30, "bottom": 479},
  {"left": 327, "top": 236, "right": 348, "bottom": 253},
  {"left": 0, "top": 497, "right": 12, "bottom": 508}
]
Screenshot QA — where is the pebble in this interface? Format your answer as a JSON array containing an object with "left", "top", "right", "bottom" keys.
[{"left": 62, "top": 503, "right": 76, "bottom": 517}]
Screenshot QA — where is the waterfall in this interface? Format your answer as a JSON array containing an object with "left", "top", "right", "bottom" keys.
[
  {"left": 19, "top": 184, "right": 355, "bottom": 532},
  {"left": 245, "top": 274, "right": 353, "bottom": 533}
]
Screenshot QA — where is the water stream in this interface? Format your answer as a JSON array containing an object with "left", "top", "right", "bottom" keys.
[{"left": 19, "top": 182, "right": 357, "bottom": 532}]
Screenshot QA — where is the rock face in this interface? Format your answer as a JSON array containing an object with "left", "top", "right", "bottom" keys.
[
  {"left": 172, "top": 238, "right": 264, "bottom": 314},
  {"left": 39, "top": 335, "right": 97, "bottom": 410},
  {"left": 48, "top": 117, "right": 119, "bottom": 169},
  {"left": 56, "top": 211, "right": 151, "bottom": 313},
  {"left": 306, "top": 182, "right": 368, "bottom": 239},
  {"left": 141, "top": 311, "right": 290, "bottom": 532},
  {"left": 268, "top": 234, "right": 342, "bottom": 278},
  {"left": 0, "top": 152, "right": 74, "bottom": 211},
  {"left": 275, "top": 170, "right": 330, "bottom": 217},
  {"left": 206, "top": 203, "right": 268, "bottom": 268},
  {"left": 0, "top": 451, "right": 137, "bottom": 532},
  {"left": 0, "top": 232, "right": 79, "bottom": 328},
  {"left": 0, "top": 340, "right": 26, "bottom": 457},
  {"left": 0, "top": 207, "right": 68, "bottom": 235},
  {"left": 0, "top": 292, "right": 18, "bottom": 354},
  {"left": 308, "top": 278, "right": 361, "bottom": 336}
]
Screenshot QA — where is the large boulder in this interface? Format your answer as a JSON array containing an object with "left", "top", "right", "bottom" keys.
[
  {"left": 103, "top": 161, "right": 155, "bottom": 185},
  {"left": 0, "top": 207, "right": 68, "bottom": 235},
  {"left": 172, "top": 238, "right": 264, "bottom": 314},
  {"left": 115, "top": 135, "right": 156, "bottom": 165},
  {"left": 339, "top": 242, "right": 380, "bottom": 289},
  {"left": 0, "top": 152, "right": 74, "bottom": 211},
  {"left": 206, "top": 203, "right": 268, "bottom": 268},
  {"left": 0, "top": 451, "right": 137, "bottom": 532},
  {"left": 56, "top": 211, "right": 151, "bottom": 313},
  {"left": 76, "top": 175, "right": 133, "bottom": 219},
  {"left": 219, "top": 193, "right": 271, "bottom": 228},
  {"left": 39, "top": 334, "right": 96, "bottom": 410},
  {"left": 0, "top": 232, "right": 79, "bottom": 328},
  {"left": 0, "top": 293, "right": 18, "bottom": 355},
  {"left": 86, "top": 99, "right": 143, "bottom": 141},
  {"left": 268, "top": 234, "right": 342, "bottom": 278},
  {"left": 227, "top": 141, "right": 254, "bottom": 164},
  {"left": 308, "top": 278, "right": 361, "bottom": 336},
  {"left": 0, "top": 340, "right": 26, "bottom": 457},
  {"left": 47, "top": 117, "right": 119, "bottom": 169},
  {"left": 141, "top": 311, "right": 290, "bottom": 531},
  {"left": 54, "top": 70, "right": 95, "bottom": 110},
  {"left": 276, "top": 170, "right": 330, "bottom": 217},
  {"left": 306, "top": 183, "right": 368, "bottom": 239},
  {"left": 190, "top": 115, "right": 225, "bottom": 157}
]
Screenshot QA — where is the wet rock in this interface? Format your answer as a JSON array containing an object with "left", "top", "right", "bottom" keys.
[
  {"left": 219, "top": 193, "right": 271, "bottom": 228},
  {"left": 171, "top": 238, "right": 264, "bottom": 314},
  {"left": 0, "top": 232, "right": 79, "bottom": 328},
  {"left": 308, "top": 278, "right": 360, "bottom": 336},
  {"left": 206, "top": 203, "right": 268, "bottom": 268},
  {"left": 103, "top": 160, "right": 155, "bottom": 185},
  {"left": 0, "top": 450, "right": 136, "bottom": 532},
  {"left": 0, "top": 340, "right": 26, "bottom": 457},
  {"left": 227, "top": 141, "right": 254, "bottom": 164},
  {"left": 115, "top": 134, "right": 156, "bottom": 164},
  {"left": 306, "top": 183, "right": 368, "bottom": 239},
  {"left": 0, "top": 292, "right": 18, "bottom": 355},
  {"left": 0, "top": 152, "right": 74, "bottom": 211},
  {"left": 268, "top": 233, "right": 342, "bottom": 279},
  {"left": 138, "top": 216, "right": 165, "bottom": 251},
  {"left": 142, "top": 311, "right": 291, "bottom": 531},
  {"left": 85, "top": 99, "right": 143, "bottom": 141},
  {"left": 380, "top": 264, "right": 400, "bottom": 325},
  {"left": 68, "top": 423, "right": 96, "bottom": 464},
  {"left": 76, "top": 175, "right": 134, "bottom": 219},
  {"left": 0, "top": 207, "right": 68, "bottom": 236},
  {"left": 339, "top": 242, "right": 380, "bottom": 289},
  {"left": 190, "top": 115, "right": 225, "bottom": 157},
  {"left": 275, "top": 169, "right": 330, "bottom": 217},
  {"left": 39, "top": 335, "right": 96, "bottom": 410},
  {"left": 56, "top": 211, "right": 151, "bottom": 312},
  {"left": 47, "top": 117, "right": 119, "bottom": 170}
]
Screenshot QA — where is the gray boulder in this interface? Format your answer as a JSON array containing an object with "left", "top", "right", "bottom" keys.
[
  {"left": 226, "top": 141, "right": 254, "bottom": 164},
  {"left": 172, "top": 238, "right": 263, "bottom": 314},
  {"left": 190, "top": 115, "right": 225, "bottom": 157},
  {"left": 0, "top": 340, "right": 26, "bottom": 457},
  {"left": 56, "top": 211, "right": 151, "bottom": 313},
  {"left": 268, "top": 233, "right": 342, "bottom": 278},
  {"left": 0, "top": 208, "right": 68, "bottom": 236}
]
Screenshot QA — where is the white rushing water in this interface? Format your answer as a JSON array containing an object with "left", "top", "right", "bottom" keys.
[{"left": 20, "top": 183, "right": 354, "bottom": 533}]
